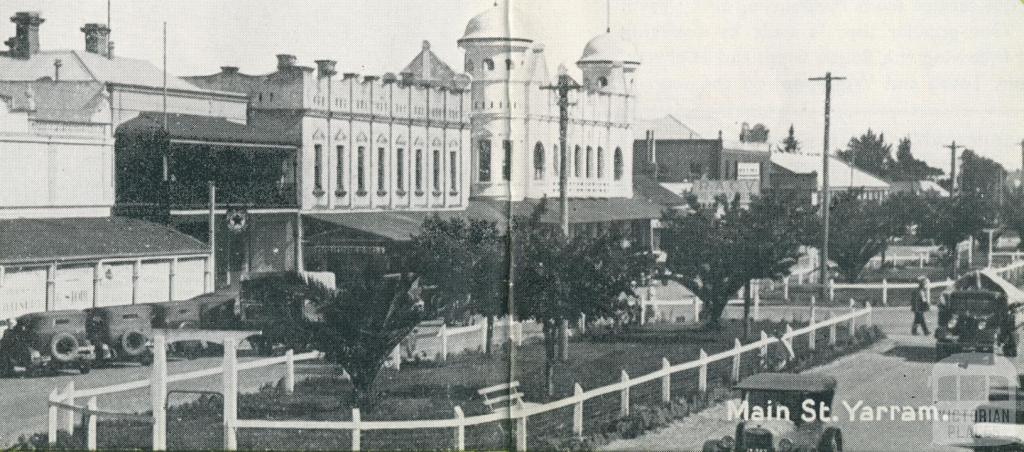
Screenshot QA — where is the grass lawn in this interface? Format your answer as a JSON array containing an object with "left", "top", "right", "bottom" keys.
[{"left": 32, "top": 316, "right": 884, "bottom": 451}]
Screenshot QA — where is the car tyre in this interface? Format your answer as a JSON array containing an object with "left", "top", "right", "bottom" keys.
[
  {"left": 49, "top": 332, "right": 79, "bottom": 363},
  {"left": 120, "top": 330, "right": 148, "bottom": 357}
]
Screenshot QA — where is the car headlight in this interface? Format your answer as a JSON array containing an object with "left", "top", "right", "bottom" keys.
[
  {"left": 948, "top": 317, "right": 958, "bottom": 329},
  {"left": 719, "top": 435, "right": 735, "bottom": 450},
  {"left": 778, "top": 437, "right": 795, "bottom": 452},
  {"left": 29, "top": 349, "right": 41, "bottom": 360},
  {"left": 978, "top": 320, "right": 987, "bottom": 330}
]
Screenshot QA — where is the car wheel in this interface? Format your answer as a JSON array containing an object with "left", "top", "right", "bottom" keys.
[
  {"left": 49, "top": 332, "right": 79, "bottom": 363},
  {"left": 120, "top": 330, "right": 148, "bottom": 357},
  {"left": 701, "top": 439, "right": 722, "bottom": 452}
]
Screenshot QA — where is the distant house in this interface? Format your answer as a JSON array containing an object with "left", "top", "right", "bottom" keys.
[
  {"left": 889, "top": 180, "right": 949, "bottom": 198},
  {"left": 768, "top": 152, "right": 890, "bottom": 205}
]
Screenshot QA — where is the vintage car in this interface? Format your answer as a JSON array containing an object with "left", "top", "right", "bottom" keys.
[
  {"left": 935, "top": 270, "right": 1024, "bottom": 361},
  {"left": 704, "top": 373, "right": 843, "bottom": 452},
  {"left": 0, "top": 310, "right": 96, "bottom": 376},
  {"left": 86, "top": 305, "right": 154, "bottom": 366}
]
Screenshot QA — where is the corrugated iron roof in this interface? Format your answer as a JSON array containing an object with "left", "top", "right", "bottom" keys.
[
  {"left": 770, "top": 152, "right": 889, "bottom": 189},
  {"left": 0, "top": 216, "right": 209, "bottom": 265},
  {"left": 0, "top": 50, "right": 202, "bottom": 92},
  {"left": 117, "top": 112, "right": 301, "bottom": 147}
]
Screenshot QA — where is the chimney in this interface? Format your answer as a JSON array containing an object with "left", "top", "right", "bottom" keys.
[
  {"left": 220, "top": 66, "right": 239, "bottom": 75},
  {"left": 81, "top": 23, "right": 111, "bottom": 57},
  {"left": 315, "top": 59, "right": 337, "bottom": 78},
  {"left": 5, "top": 12, "right": 44, "bottom": 59},
  {"left": 276, "top": 54, "right": 297, "bottom": 70}
]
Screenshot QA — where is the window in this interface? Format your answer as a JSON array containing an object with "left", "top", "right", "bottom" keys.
[
  {"left": 586, "top": 146, "right": 593, "bottom": 178},
  {"left": 597, "top": 147, "right": 604, "bottom": 178},
  {"left": 478, "top": 140, "right": 491, "bottom": 182},
  {"left": 483, "top": 58, "right": 494, "bottom": 71},
  {"left": 415, "top": 149, "right": 424, "bottom": 192},
  {"left": 574, "top": 146, "right": 582, "bottom": 178},
  {"left": 313, "top": 144, "right": 324, "bottom": 192},
  {"left": 449, "top": 150, "right": 458, "bottom": 192},
  {"left": 598, "top": 76, "right": 608, "bottom": 87},
  {"left": 342, "top": 145, "right": 350, "bottom": 192},
  {"left": 377, "top": 148, "right": 386, "bottom": 193},
  {"left": 396, "top": 148, "right": 405, "bottom": 192},
  {"left": 433, "top": 150, "right": 442, "bottom": 192},
  {"left": 614, "top": 147, "right": 624, "bottom": 180},
  {"left": 357, "top": 146, "right": 366, "bottom": 193},
  {"left": 533, "top": 142, "right": 545, "bottom": 180},
  {"left": 502, "top": 140, "right": 512, "bottom": 181}
]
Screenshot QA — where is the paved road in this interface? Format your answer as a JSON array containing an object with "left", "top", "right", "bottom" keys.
[
  {"left": 606, "top": 307, "right": 1020, "bottom": 451},
  {"left": 0, "top": 351, "right": 330, "bottom": 446}
]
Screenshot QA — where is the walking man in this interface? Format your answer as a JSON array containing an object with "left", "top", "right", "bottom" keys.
[{"left": 911, "top": 276, "right": 931, "bottom": 335}]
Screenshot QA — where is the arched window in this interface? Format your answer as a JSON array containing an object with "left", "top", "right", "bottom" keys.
[
  {"left": 598, "top": 76, "right": 608, "bottom": 87},
  {"left": 597, "top": 146, "right": 604, "bottom": 178},
  {"left": 415, "top": 149, "right": 424, "bottom": 192},
  {"left": 483, "top": 59, "right": 495, "bottom": 71},
  {"left": 501, "top": 140, "right": 512, "bottom": 181},
  {"left": 533, "top": 142, "right": 545, "bottom": 180},
  {"left": 357, "top": 146, "right": 366, "bottom": 194},
  {"left": 432, "top": 150, "right": 441, "bottom": 192},
  {"left": 377, "top": 147, "right": 387, "bottom": 194},
  {"left": 477, "top": 140, "right": 491, "bottom": 182},
  {"left": 614, "top": 147, "right": 623, "bottom": 180},
  {"left": 585, "top": 146, "right": 594, "bottom": 178},
  {"left": 574, "top": 145, "right": 582, "bottom": 178}
]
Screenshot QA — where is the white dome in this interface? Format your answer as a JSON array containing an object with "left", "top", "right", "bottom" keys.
[
  {"left": 458, "top": 5, "right": 533, "bottom": 44},
  {"left": 577, "top": 32, "right": 641, "bottom": 65}
]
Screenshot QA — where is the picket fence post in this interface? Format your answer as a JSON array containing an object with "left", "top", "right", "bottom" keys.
[
  {"left": 438, "top": 324, "right": 448, "bottom": 362},
  {"left": 849, "top": 299, "right": 857, "bottom": 331},
  {"left": 454, "top": 406, "right": 465, "bottom": 451},
  {"left": 881, "top": 279, "right": 889, "bottom": 306},
  {"left": 578, "top": 313, "right": 587, "bottom": 335},
  {"left": 516, "top": 415, "right": 528, "bottom": 451},
  {"left": 352, "top": 408, "right": 361, "bottom": 451},
  {"left": 620, "top": 370, "right": 631, "bottom": 416},
  {"left": 783, "top": 276, "right": 790, "bottom": 301},
  {"left": 573, "top": 383, "right": 584, "bottom": 439},
  {"left": 731, "top": 338, "right": 742, "bottom": 383},
  {"left": 692, "top": 297, "right": 700, "bottom": 324},
  {"left": 516, "top": 321, "right": 524, "bottom": 345},
  {"left": 479, "top": 317, "right": 489, "bottom": 351},
  {"left": 866, "top": 302, "right": 873, "bottom": 327},
  {"left": 86, "top": 396, "right": 98, "bottom": 451},
  {"left": 919, "top": 252, "right": 926, "bottom": 268},
  {"left": 63, "top": 381, "right": 75, "bottom": 435},
  {"left": 661, "top": 358, "right": 671, "bottom": 403},
  {"left": 828, "top": 312, "right": 837, "bottom": 345},
  {"left": 47, "top": 388, "right": 58, "bottom": 446},
  {"left": 640, "top": 292, "right": 648, "bottom": 326},
  {"left": 783, "top": 325, "right": 794, "bottom": 354},
  {"left": 698, "top": 349, "right": 708, "bottom": 393},
  {"left": 828, "top": 279, "right": 835, "bottom": 303},
  {"left": 759, "top": 331, "right": 769, "bottom": 365},
  {"left": 390, "top": 345, "right": 401, "bottom": 371},
  {"left": 151, "top": 335, "right": 168, "bottom": 451},
  {"left": 223, "top": 338, "right": 238, "bottom": 451},
  {"left": 285, "top": 349, "right": 296, "bottom": 393}
]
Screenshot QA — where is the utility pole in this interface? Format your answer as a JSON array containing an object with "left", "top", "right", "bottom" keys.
[
  {"left": 945, "top": 141, "right": 965, "bottom": 195},
  {"left": 809, "top": 72, "right": 845, "bottom": 304},
  {"left": 541, "top": 64, "right": 581, "bottom": 237}
]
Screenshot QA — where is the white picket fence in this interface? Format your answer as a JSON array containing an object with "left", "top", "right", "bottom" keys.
[
  {"left": 402, "top": 317, "right": 538, "bottom": 364},
  {"left": 226, "top": 304, "right": 874, "bottom": 451},
  {"left": 46, "top": 336, "right": 321, "bottom": 451},
  {"left": 827, "top": 276, "right": 954, "bottom": 306}
]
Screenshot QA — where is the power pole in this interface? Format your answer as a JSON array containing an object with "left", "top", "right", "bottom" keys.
[
  {"left": 945, "top": 141, "right": 965, "bottom": 195},
  {"left": 809, "top": 72, "right": 845, "bottom": 304},
  {"left": 541, "top": 64, "right": 581, "bottom": 237}
]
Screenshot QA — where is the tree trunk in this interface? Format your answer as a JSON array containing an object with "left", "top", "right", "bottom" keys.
[
  {"left": 485, "top": 314, "right": 495, "bottom": 355},
  {"left": 559, "top": 318, "right": 570, "bottom": 362},
  {"left": 703, "top": 296, "right": 730, "bottom": 330},
  {"left": 543, "top": 321, "right": 557, "bottom": 398}
]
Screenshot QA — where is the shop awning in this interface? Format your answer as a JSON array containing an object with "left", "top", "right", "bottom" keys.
[
  {"left": 306, "top": 202, "right": 509, "bottom": 243},
  {"left": 488, "top": 197, "right": 666, "bottom": 225},
  {"left": 0, "top": 216, "right": 210, "bottom": 265}
]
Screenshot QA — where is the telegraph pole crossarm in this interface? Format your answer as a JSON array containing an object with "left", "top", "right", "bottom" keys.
[
  {"left": 808, "top": 72, "right": 845, "bottom": 305},
  {"left": 541, "top": 64, "right": 581, "bottom": 237}
]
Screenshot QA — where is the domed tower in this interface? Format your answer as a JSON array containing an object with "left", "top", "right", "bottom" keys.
[
  {"left": 458, "top": 3, "right": 534, "bottom": 199},
  {"left": 576, "top": 32, "right": 640, "bottom": 95}
]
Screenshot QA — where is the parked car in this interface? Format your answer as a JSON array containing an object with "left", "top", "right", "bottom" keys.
[
  {"left": 936, "top": 290, "right": 1019, "bottom": 361},
  {"left": 87, "top": 305, "right": 154, "bottom": 366},
  {"left": 0, "top": 310, "right": 96, "bottom": 376},
  {"left": 704, "top": 373, "right": 843, "bottom": 452}
]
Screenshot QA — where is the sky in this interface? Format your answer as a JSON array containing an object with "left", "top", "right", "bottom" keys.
[{"left": 3, "top": 0, "right": 1023, "bottom": 171}]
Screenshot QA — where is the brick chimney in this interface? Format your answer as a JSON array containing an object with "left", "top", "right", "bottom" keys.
[
  {"left": 315, "top": 59, "right": 337, "bottom": 78},
  {"left": 221, "top": 66, "right": 239, "bottom": 74},
  {"left": 81, "top": 23, "right": 111, "bottom": 57},
  {"left": 5, "top": 12, "right": 44, "bottom": 59},
  {"left": 276, "top": 54, "right": 297, "bottom": 70}
]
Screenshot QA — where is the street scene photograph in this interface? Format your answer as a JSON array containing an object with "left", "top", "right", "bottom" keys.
[{"left": 0, "top": 0, "right": 1022, "bottom": 450}]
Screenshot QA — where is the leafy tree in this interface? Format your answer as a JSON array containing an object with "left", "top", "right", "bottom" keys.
[
  {"left": 889, "top": 137, "right": 943, "bottom": 181},
  {"left": 917, "top": 194, "right": 997, "bottom": 277},
  {"left": 959, "top": 149, "right": 1006, "bottom": 199},
  {"left": 780, "top": 124, "right": 800, "bottom": 152},
  {"left": 817, "top": 191, "right": 903, "bottom": 282},
  {"left": 661, "top": 195, "right": 814, "bottom": 328},
  {"left": 511, "top": 202, "right": 653, "bottom": 397},
  {"left": 837, "top": 129, "right": 892, "bottom": 178},
  {"left": 740, "top": 123, "right": 770, "bottom": 143},
  {"left": 410, "top": 215, "right": 508, "bottom": 354},
  {"left": 1003, "top": 186, "right": 1024, "bottom": 251}
]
